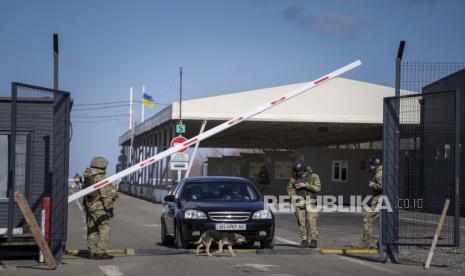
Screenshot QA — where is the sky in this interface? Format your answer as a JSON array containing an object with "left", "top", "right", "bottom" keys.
[{"left": 0, "top": 0, "right": 464, "bottom": 176}]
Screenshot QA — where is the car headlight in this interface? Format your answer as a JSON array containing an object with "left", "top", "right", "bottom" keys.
[
  {"left": 184, "top": 210, "right": 207, "bottom": 219},
  {"left": 252, "top": 210, "right": 272, "bottom": 219}
]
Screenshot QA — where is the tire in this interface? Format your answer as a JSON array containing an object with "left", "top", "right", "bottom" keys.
[
  {"left": 175, "top": 222, "right": 189, "bottom": 249},
  {"left": 245, "top": 241, "right": 256, "bottom": 247},
  {"left": 161, "top": 219, "right": 174, "bottom": 246},
  {"left": 260, "top": 238, "right": 274, "bottom": 249}
]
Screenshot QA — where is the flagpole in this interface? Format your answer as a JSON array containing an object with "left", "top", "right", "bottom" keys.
[
  {"left": 129, "top": 86, "right": 133, "bottom": 130},
  {"left": 129, "top": 86, "right": 134, "bottom": 164},
  {"left": 142, "top": 85, "right": 145, "bottom": 123}
]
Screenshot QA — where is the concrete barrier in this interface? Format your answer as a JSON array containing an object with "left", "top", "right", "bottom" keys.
[
  {"left": 119, "top": 183, "right": 171, "bottom": 203},
  {"left": 154, "top": 188, "right": 169, "bottom": 203},
  {"left": 119, "top": 183, "right": 130, "bottom": 193},
  {"left": 130, "top": 185, "right": 137, "bottom": 196}
]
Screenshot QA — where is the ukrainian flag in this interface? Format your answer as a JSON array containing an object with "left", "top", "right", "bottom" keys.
[{"left": 143, "top": 93, "right": 154, "bottom": 108}]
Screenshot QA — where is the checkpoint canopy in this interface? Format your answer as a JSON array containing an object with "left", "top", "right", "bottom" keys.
[{"left": 119, "top": 77, "right": 395, "bottom": 149}]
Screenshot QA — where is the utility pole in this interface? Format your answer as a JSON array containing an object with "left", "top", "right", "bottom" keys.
[
  {"left": 129, "top": 87, "right": 133, "bottom": 130},
  {"left": 129, "top": 87, "right": 134, "bottom": 164},
  {"left": 53, "top": 34, "right": 59, "bottom": 90},
  {"left": 179, "top": 67, "right": 183, "bottom": 124}
]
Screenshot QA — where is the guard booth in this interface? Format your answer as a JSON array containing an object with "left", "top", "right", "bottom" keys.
[{"left": 0, "top": 83, "right": 72, "bottom": 262}]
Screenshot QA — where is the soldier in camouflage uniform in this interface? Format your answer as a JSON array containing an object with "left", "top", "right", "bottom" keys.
[
  {"left": 255, "top": 165, "right": 271, "bottom": 195},
  {"left": 73, "top": 173, "right": 82, "bottom": 190},
  {"left": 287, "top": 161, "right": 321, "bottom": 248},
  {"left": 83, "top": 157, "right": 118, "bottom": 260},
  {"left": 357, "top": 157, "right": 383, "bottom": 248}
]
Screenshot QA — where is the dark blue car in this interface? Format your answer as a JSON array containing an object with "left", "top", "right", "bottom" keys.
[{"left": 160, "top": 176, "right": 275, "bottom": 249}]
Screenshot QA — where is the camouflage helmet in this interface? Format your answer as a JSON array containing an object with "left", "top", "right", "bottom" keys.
[
  {"left": 368, "top": 157, "right": 382, "bottom": 171},
  {"left": 292, "top": 160, "right": 307, "bottom": 173},
  {"left": 90, "top": 157, "right": 108, "bottom": 170},
  {"left": 369, "top": 157, "right": 382, "bottom": 166}
]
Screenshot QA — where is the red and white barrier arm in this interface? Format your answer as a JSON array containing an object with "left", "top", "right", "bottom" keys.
[{"left": 68, "top": 60, "right": 362, "bottom": 204}]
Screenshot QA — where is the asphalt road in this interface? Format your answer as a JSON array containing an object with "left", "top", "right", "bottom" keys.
[{"left": 0, "top": 193, "right": 460, "bottom": 276}]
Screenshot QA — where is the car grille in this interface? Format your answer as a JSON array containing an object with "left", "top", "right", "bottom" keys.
[{"left": 208, "top": 212, "right": 251, "bottom": 222}]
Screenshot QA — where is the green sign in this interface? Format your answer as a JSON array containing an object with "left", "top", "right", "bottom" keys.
[{"left": 176, "top": 124, "right": 186, "bottom": 134}]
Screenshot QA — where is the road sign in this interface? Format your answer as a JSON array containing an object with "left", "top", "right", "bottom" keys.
[
  {"left": 68, "top": 60, "right": 362, "bottom": 203},
  {"left": 170, "top": 161, "right": 188, "bottom": 170},
  {"left": 172, "top": 152, "right": 189, "bottom": 162},
  {"left": 171, "top": 135, "right": 188, "bottom": 153},
  {"left": 176, "top": 124, "right": 186, "bottom": 134}
]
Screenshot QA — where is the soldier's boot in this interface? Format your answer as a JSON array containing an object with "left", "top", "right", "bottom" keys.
[
  {"left": 354, "top": 240, "right": 370, "bottom": 249},
  {"left": 354, "top": 231, "right": 371, "bottom": 249},
  {"left": 89, "top": 252, "right": 104, "bottom": 260},
  {"left": 299, "top": 240, "right": 308, "bottom": 248},
  {"left": 100, "top": 253, "right": 114, "bottom": 260},
  {"left": 308, "top": 239, "right": 317, "bottom": 249}
]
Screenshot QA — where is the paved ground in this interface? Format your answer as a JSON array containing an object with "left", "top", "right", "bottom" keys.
[{"left": 0, "top": 194, "right": 461, "bottom": 276}]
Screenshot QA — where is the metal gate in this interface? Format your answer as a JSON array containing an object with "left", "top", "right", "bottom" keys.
[
  {"left": 7, "top": 82, "right": 71, "bottom": 262},
  {"left": 381, "top": 61, "right": 465, "bottom": 262}
]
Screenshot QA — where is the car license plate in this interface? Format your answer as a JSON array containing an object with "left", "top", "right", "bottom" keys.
[{"left": 215, "top": 224, "right": 246, "bottom": 231}]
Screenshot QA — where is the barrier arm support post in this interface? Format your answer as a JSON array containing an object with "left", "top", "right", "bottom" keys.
[
  {"left": 424, "top": 199, "right": 450, "bottom": 269},
  {"left": 14, "top": 192, "right": 57, "bottom": 270},
  {"left": 186, "top": 120, "right": 207, "bottom": 178}
]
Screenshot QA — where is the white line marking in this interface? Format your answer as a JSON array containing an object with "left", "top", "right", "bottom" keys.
[
  {"left": 142, "top": 224, "right": 161, "bottom": 227},
  {"left": 234, "top": 264, "right": 277, "bottom": 272},
  {"left": 99, "top": 265, "right": 124, "bottom": 276},
  {"left": 400, "top": 217, "right": 465, "bottom": 229},
  {"left": 71, "top": 190, "right": 88, "bottom": 240},
  {"left": 275, "top": 236, "right": 300, "bottom": 246},
  {"left": 75, "top": 200, "right": 83, "bottom": 212},
  {"left": 337, "top": 256, "right": 399, "bottom": 275}
]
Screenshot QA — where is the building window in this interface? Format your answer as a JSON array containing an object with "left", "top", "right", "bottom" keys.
[
  {"left": 0, "top": 134, "right": 28, "bottom": 199},
  {"left": 0, "top": 135, "right": 7, "bottom": 198},
  {"left": 249, "top": 162, "right": 262, "bottom": 178},
  {"left": 275, "top": 161, "right": 292, "bottom": 179},
  {"left": 332, "top": 160, "right": 348, "bottom": 182},
  {"left": 444, "top": 144, "right": 451, "bottom": 159}
]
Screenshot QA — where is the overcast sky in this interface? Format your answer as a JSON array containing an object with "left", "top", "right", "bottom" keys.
[{"left": 1, "top": 0, "right": 464, "bottom": 175}]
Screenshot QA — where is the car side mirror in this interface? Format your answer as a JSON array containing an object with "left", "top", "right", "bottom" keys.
[{"left": 164, "top": 195, "right": 175, "bottom": 202}]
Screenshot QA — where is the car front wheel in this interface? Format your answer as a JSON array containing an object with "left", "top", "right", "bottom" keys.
[
  {"left": 260, "top": 238, "right": 274, "bottom": 249},
  {"left": 161, "top": 219, "right": 174, "bottom": 246},
  {"left": 175, "top": 222, "right": 189, "bottom": 249}
]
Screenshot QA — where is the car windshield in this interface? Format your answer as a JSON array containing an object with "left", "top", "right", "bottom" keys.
[{"left": 181, "top": 181, "right": 259, "bottom": 201}]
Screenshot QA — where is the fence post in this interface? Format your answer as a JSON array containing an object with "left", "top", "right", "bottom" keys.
[
  {"left": 7, "top": 83, "right": 17, "bottom": 241},
  {"left": 454, "top": 89, "right": 461, "bottom": 247},
  {"left": 379, "top": 99, "right": 387, "bottom": 263},
  {"left": 386, "top": 40, "right": 405, "bottom": 263}
]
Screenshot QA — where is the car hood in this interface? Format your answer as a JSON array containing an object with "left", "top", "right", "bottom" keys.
[{"left": 181, "top": 200, "right": 265, "bottom": 213}]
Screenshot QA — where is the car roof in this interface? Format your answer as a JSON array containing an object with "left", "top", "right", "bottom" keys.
[{"left": 182, "top": 176, "right": 250, "bottom": 182}]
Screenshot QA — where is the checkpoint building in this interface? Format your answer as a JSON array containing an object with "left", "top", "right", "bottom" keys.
[{"left": 118, "top": 77, "right": 395, "bottom": 202}]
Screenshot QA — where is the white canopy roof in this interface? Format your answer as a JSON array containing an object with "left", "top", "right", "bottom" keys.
[
  {"left": 173, "top": 77, "right": 394, "bottom": 123},
  {"left": 119, "top": 78, "right": 395, "bottom": 148}
]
